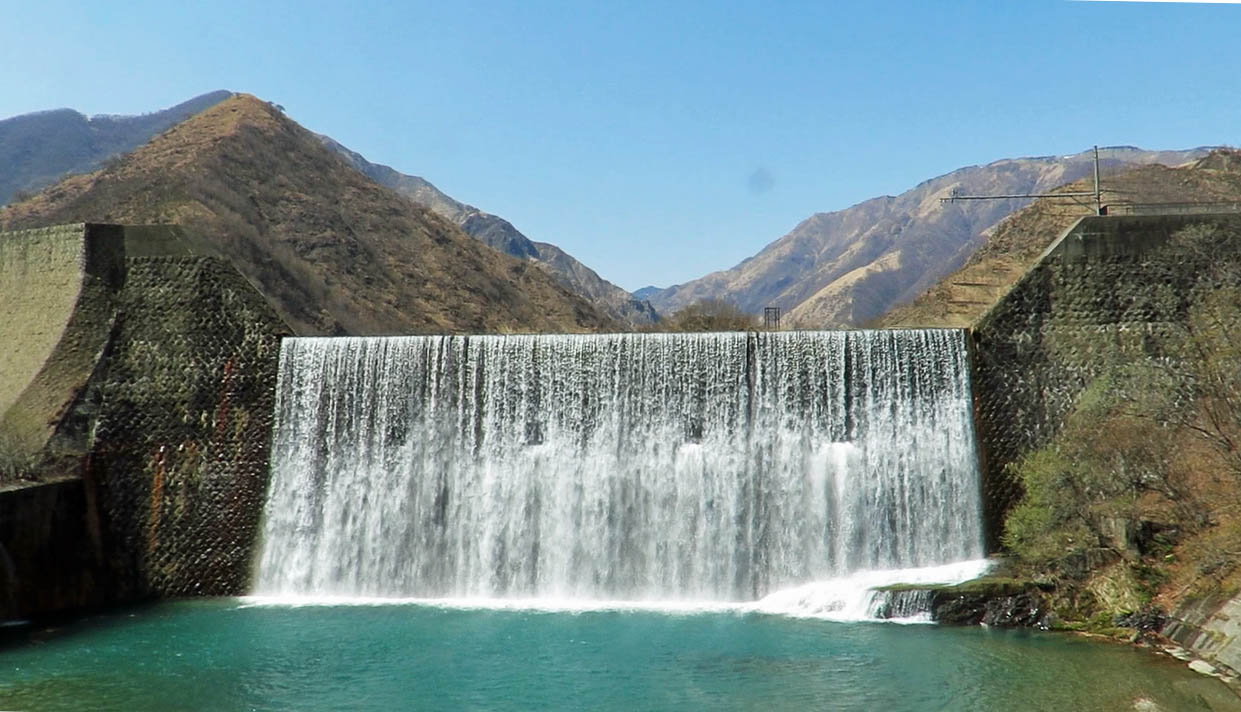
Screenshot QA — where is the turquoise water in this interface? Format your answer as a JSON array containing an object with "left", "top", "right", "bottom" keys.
[{"left": 0, "top": 600, "right": 1235, "bottom": 711}]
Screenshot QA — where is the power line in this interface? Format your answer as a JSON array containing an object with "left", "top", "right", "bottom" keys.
[{"left": 938, "top": 143, "right": 1106, "bottom": 213}]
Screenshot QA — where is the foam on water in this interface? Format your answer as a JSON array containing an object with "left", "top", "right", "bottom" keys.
[
  {"left": 751, "top": 558, "right": 994, "bottom": 622},
  {"left": 241, "top": 558, "right": 991, "bottom": 624}
]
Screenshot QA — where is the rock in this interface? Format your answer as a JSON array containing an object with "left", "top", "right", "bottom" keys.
[
  {"left": 1164, "top": 646, "right": 1194, "bottom": 661},
  {"left": 926, "top": 578, "right": 1048, "bottom": 627},
  {"left": 1189, "top": 659, "right": 1220, "bottom": 677},
  {"left": 980, "top": 593, "right": 1046, "bottom": 627},
  {"left": 1057, "top": 548, "right": 1121, "bottom": 580},
  {"left": 1116, "top": 607, "right": 1168, "bottom": 632}
]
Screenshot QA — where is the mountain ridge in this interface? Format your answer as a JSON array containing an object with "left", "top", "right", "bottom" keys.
[
  {"left": 646, "top": 147, "right": 1215, "bottom": 328},
  {"left": 0, "top": 91, "right": 652, "bottom": 326},
  {"left": 0, "top": 90, "right": 234, "bottom": 206},
  {"left": 0, "top": 94, "right": 613, "bottom": 336},
  {"left": 3, "top": 92, "right": 1224, "bottom": 332},
  {"left": 319, "top": 134, "right": 657, "bottom": 325},
  {"left": 880, "top": 149, "right": 1241, "bottom": 329}
]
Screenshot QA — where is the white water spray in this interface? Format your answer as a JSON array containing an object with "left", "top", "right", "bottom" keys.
[{"left": 253, "top": 331, "right": 985, "bottom": 608}]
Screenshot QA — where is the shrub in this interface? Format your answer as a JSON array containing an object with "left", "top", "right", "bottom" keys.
[{"left": 653, "top": 299, "right": 756, "bottom": 332}]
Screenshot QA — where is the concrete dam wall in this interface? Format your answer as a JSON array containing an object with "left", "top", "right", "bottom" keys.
[
  {"left": 0, "top": 224, "right": 124, "bottom": 460},
  {"left": 964, "top": 213, "right": 1241, "bottom": 671},
  {"left": 0, "top": 223, "right": 288, "bottom": 618},
  {"left": 969, "top": 213, "right": 1241, "bottom": 547},
  {"left": 3, "top": 213, "right": 1240, "bottom": 627}
]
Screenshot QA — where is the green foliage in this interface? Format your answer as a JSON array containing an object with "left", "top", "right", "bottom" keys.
[
  {"left": 1002, "top": 220, "right": 1241, "bottom": 616},
  {"left": 1131, "top": 563, "right": 1168, "bottom": 601},
  {"left": 1002, "top": 448, "right": 1096, "bottom": 565},
  {"left": 1002, "top": 357, "right": 1186, "bottom": 568}
]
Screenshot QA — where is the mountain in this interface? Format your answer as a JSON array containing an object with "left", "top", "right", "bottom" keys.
[
  {"left": 0, "top": 93, "right": 654, "bottom": 326},
  {"left": 881, "top": 149, "right": 1241, "bottom": 328},
  {"left": 632, "top": 286, "right": 662, "bottom": 302},
  {"left": 645, "top": 147, "right": 1213, "bottom": 328},
  {"left": 0, "top": 91, "right": 233, "bottom": 206},
  {"left": 321, "top": 136, "right": 657, "bottom": 325},
  {"left": 0, "top": 94, "right": 613, "bottom": 336}
]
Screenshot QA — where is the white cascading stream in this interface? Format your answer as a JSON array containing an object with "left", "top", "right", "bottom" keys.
[{"left": 253, "top": 331, "right": 985, "bottom": 605}]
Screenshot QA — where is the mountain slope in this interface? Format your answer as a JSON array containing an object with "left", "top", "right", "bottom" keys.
[
  {"left": 0, "top": 91, "right": 233, "bottom": 206},
  {"left": 881, "top": 150, "right": 1241, "bottom": 328},
  {"left": 322, "top": 136, "right": 657, "bottom": 325},
  {"left": 0, "top": 93, "right": 650, "bottom": 325},
  {"left": 648, "top": 147, "right": 1211, "bottom": 328},
  {"left": 0, "top": 94, "right": 613, "bottom": 336}
]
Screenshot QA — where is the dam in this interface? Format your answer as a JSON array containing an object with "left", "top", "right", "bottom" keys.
[
  {"left": 3, "top": 218, "right": 1241, "bottom": 708},
  {"left": 253, "top": 330, "right": 984, "bottom": 606}
]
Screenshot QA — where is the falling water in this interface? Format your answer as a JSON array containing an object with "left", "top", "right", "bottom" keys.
[{"left": 253, "top": 331, "right": 984, "bottom": 605}]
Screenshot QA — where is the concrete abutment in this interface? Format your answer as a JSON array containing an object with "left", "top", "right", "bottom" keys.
[{"left": 0, "top": 223, "right": 289, "bottom": 619}]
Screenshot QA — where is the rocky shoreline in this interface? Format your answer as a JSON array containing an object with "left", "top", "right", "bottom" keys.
[
  {"left": 876, "top": 573, "right": 1241, "bottom": 701},
  {"left": 877, "top": 577, "right": 1052, "bottom": 628}
]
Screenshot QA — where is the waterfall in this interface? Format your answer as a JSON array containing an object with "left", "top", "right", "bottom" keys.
[{"left": 253, "top": 331, "right": 984, "bottom": 603}]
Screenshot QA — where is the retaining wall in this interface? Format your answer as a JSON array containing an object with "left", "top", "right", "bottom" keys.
[
  {"left": 0, "top": 224, "right": 288, "bottom": 619},
  {"left": 968, "top": 213, "right": 1241, "bottom": 672},
  {"left": 970, "top": 214, "right": 1241, "bottom": 547}
]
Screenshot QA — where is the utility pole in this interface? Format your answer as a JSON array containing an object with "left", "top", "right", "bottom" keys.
[
  {"left": 1093, "top": 145, "right": 1101, "bottom": 215},
  {"left": 941, "top": 146, "right": 1105, "bottom": 216}
]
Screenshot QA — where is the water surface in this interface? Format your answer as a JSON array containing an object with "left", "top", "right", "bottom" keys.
[{"left": 0, "top": 600, "right": 1234, "bottom": 711}]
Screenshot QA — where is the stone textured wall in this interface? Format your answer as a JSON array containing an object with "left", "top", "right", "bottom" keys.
[
  {"left": 1164, "top": 597, "right": 1241, "bottom": 675},
  {"left": 86, "top": 254, "right": 287, "bottom": 600},
  {"left": 970, "top": 214, "right": 1241, "bottom": 547},
  {"left": 0, "top": 224, "right": 288, "bottom": 619},
  {"left": 966, "top": 214, "right": 1241, "bottom": 674}
]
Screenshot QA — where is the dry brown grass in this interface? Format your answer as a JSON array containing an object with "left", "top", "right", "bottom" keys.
[
  {"left": 0, "top": 95, "right": 614, "bottom": 336},
  {"left": 881, "top": 152, "right": 1241, "bottom": 328}
]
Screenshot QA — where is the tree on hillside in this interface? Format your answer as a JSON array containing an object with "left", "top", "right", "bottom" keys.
[
  {"left": 1002, "top": 220, "right": 1241, "bottom": 619},
  {"left": 655, "top": 299, "right": 756, "bottom": 332}
]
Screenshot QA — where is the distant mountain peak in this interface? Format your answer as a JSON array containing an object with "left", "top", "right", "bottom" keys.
[
  {"left": 1192, "top": 148, "right": 1241, "bottom": 172},
  {"left": 645, "top": 147, "right": 1215, "bottom": 328},
  {"left": 0, "top": 90, "right": 236, "bottom": 206},
  {"left": 166, "top": 93, "right": 284, "bottom": 139},
  {"left": 87, "top": 90, "right": 235, "bottom": 122},
  {"left": 883, "top": 151, "right": 1241, "bottom": 329},
  {"left": 316, "top": 133, "right": 659, "bottom": 325},
  {"left": 0, "top": 90, "right": 650, "bottom": 326}
]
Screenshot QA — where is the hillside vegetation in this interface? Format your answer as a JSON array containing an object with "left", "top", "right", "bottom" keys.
[
  {"left": 0, "top": 95, "right": 613, "bottom": 336},
  {"left": 0, "top": 92, "right": 649, "bottom": 327},
  {"left": 884, "top": 152, "right": 1241, "bottom": 632},
  {"left": 644, "top": 300, "right": 756, "bottom": 332},
  {"left": 999, "top": 221, "right": 1241, "bottom": 630},
  {"left": 324, "top": 136, "right": 658, "bottom": 326}
]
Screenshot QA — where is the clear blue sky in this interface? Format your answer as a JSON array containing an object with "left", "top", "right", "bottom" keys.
[{"left": 2, "top": 1, "right": 1239, "bottom": 290}]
